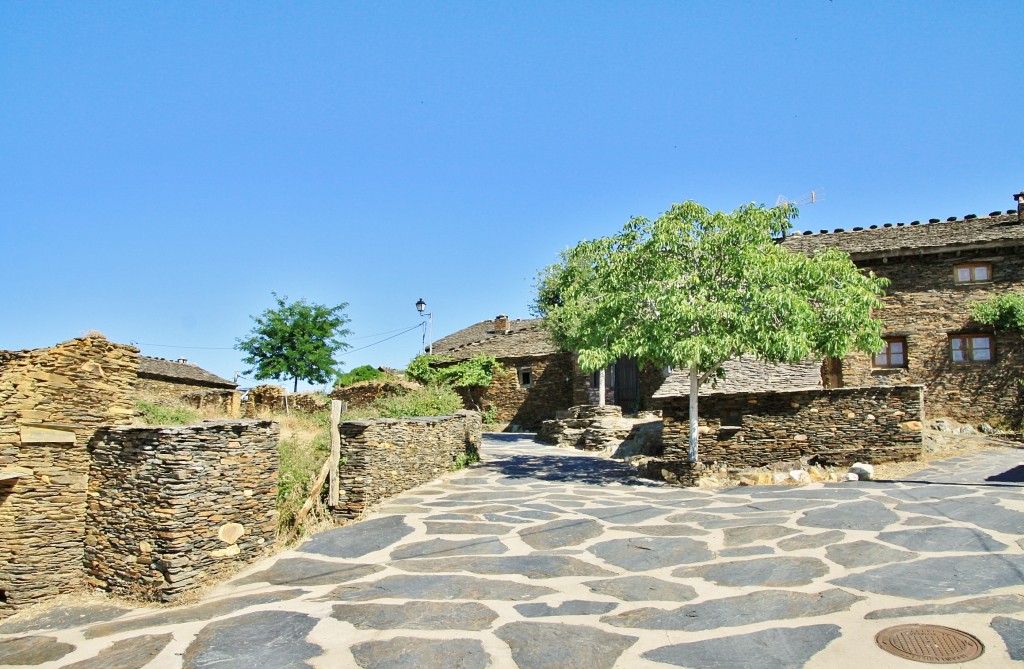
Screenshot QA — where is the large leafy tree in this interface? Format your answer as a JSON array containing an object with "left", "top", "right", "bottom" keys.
[
  {"left": 236, "top": 293, "right": 352, "bottom": 392},
  {"left": 535, "top": 200, "right": 888, "bottom": 462}
]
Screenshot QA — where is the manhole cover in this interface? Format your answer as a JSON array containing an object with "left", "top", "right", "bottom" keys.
[{"left": 876, "top": 624, "right": 984, "bottom": 663}]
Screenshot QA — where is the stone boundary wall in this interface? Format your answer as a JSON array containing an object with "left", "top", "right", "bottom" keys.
[
  {"left": 0, "top": 337, "right": 138, "bottom": 619},
  {"left": 661, "top": 385, "right": 924, "bottom": 471},
  {"left": 330, "top": 380, "right": 417, "bottom": 408},
  {"left": 84, "top": 420, "right": 279, "bottom": 602},
  {"left": 333, "top": 410, "right": 482, "bottom": 521},
  {"left": 181, "top": 388, "right": 243, "bottom": 417},
  {"left": 243, "top": 385, "right": 328, "bottom": 416}
]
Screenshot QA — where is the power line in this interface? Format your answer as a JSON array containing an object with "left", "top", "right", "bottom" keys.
[
  {"left": 132, "top": 322, "right": 423, "bottom": 356},
  {"left": 344, "top": 323, "right": 422, "bottom": 354}
]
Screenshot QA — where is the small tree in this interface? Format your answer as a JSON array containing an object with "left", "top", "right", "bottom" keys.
[
  {"left": 236, "top": 293, "right": 352, "bottom": 392},
  {"left": 406, "top": 354, "right": 501, "bottom": 410},
  {"left": 336, "top": 365, "right": 385, "bottom": 387},
  {"left": 535, "top": 200, "right": 888, "bottom": 462}
]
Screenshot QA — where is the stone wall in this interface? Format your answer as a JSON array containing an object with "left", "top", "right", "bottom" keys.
[
  {"left": 330, "top": 380, "right": 417, "bottom": 408},
  {"left": 181, "top": 389, "right": 243, "bottom": 417},
  {"left": 468, "top": 354, "right": 573, "bottom": 430},
  {"left": 243, "top": 385, "right": 328, "bottom": 416},
  {"left": 84, "top": 420, "right": 279, "bottom": 602},
  {"left": 333, "top": 411, "right": 481, "bottom": 521},
  {"left": 660, "top": 385, "right": 924, "bottom": 471},
  {"left": 842, "top": 248, "right": 1024, "bottom": 427},
  {"left": 0, "top": 336, "right": 139, "bottom": 619}
]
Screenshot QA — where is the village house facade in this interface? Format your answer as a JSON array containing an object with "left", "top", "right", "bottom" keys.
[
  {"left": 430, "top": 315, "right": 668, "bottom": 430},
  {"left": 782, "top": 199, "right": 1024, "bottom": 429}
]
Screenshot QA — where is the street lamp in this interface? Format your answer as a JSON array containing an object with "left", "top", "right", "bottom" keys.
[{"left": 416, "top": 298, "right": 433, "bottom": 355}]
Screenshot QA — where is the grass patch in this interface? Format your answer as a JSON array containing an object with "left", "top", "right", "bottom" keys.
[
  {"left": 275, "top": 410, "right": 333, "bottom": 536},
  {"left": 135, "top": 399, "right": 200, "bottom": 426},
  {"left": 371, "top": 384, "right": 464, "bottom": 419},
  {"left": 453, "top": 443, "right": 480, "bottom": 470}
]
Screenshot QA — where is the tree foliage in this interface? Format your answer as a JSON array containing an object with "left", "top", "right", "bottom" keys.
[
  {"left": 236, "top": 293, "right": 352, "bottom": 392},
  {"left": 405, "top": 354, "right": 501, "bottom": 412},
  {"left": 973, "top": 292, "right": 1024, "bottom": 333},
  {"left": 336, "top": 364, "right": 385, "bottom": 387},
  {"left": 535, "top": 200, "right": 888, "bottom": 461},
  {"left": 405, "top": 354, "right": 500, "bottom": 389}
]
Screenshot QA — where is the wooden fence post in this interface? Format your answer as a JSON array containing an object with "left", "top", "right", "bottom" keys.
[{"left": 329, "top": 399, "right": 342, "bottom": 507}]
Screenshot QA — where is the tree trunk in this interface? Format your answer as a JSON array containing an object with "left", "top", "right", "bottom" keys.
[
  {"left": 598, "top": 368, "right": 606, "bottom": 406},
  {"left": 293, "top": 377, "right": 299, "bottom": 393},
  {"left": 688, "top": 363, "right": 699, "bottom": 463}
]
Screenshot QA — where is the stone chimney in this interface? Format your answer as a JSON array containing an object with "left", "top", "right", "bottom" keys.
[
  {"left": 1015, "top": 191, "right": 1024, "bottom": 221},
  {"left": 177, "top": 357, "right": 188, "bottom": 364},
  {"left": 494, "top": 314, "right": 510, "bottom": 334}
]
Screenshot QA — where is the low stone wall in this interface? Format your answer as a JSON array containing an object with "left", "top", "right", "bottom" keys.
[
  {"left": 333, "top": 411, "right": 482, "bottom": 521},
  {"left": 330, "top": 380, "right": 417, "bottom": 408},
  {"left": 84, "top": 420, "right": 279, "bottom": 602},
  {"left": 243, "top": 385, "right": 328, "bottom": 416},
  {"left": 0, "top": 336, "right": 138, "bottom": 619},
  {"left": 181, "top": 389, "right": 243, "bottom": 417},
  {"left": 660, "top": 385, "right": 924, "bottom": 472}
]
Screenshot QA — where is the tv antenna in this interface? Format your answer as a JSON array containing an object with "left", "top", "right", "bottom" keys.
[{"left": 775, "top": 190, "right": 823, "bottom": 208}]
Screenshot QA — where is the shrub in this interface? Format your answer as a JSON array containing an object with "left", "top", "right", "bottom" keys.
[
  {"left": 135, "top": 400, "right": 199, "bottom": 426},
  {"left": 372, "top": 384, "right": 464, "bottom": 418},
  {"left": 336, "top": 365, "right": 385, "bottom": 387}
]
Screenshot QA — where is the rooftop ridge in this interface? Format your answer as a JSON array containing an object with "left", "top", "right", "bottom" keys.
[{"left": 792, "top": 210, "right": 1018, "bottom": 238}]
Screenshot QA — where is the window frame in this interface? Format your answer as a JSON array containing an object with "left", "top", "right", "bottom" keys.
[
  {"left": 949, "top": 334, "right": 994, "bottom": 364},
  {"left": 518, "top": 367, "right": 533, "bottom": 388},
  {"left": 953, "top": 262, "right": 992, "bottom": 285},
  {"left": 872, "top": 336, "right": 908, "bottom": 369}
]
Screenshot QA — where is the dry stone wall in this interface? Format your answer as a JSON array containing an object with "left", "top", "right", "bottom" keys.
[
  {"left": 333, "top": 411, "right": 481, "bottom": 521},
  {"left": 330, "top": 380, "right": 417, "bottom": 408},
  {"left": 660, "top": 385, "right": 924, "bottom": 473},
  {"left": 243, "top": 385, "right": 328, "bottom": 416},
  {"left": 0, "top": 337, "right": 138, "bottom": 619},
  {"left": 181, "top": 388, "right": 243, "bottom": 417},
  {"left": 84, "top": 420, "right": 279, "bottom": 602}
]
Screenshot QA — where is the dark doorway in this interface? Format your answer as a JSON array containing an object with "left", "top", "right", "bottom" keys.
[{"left": 614, "top": 357, "right": 640, "bottom": 410}]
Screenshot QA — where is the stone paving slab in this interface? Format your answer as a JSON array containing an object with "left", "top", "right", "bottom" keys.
[{"left": 2, "top": 436, "right": 1023, "bottom": 668}]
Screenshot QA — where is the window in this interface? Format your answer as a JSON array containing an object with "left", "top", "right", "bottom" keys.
[
  {"left": 873, "top": 337, "right": 907, "bottom": 369},
  {"left": 953, "top": 262, "right": 992, "bottom": 284},
  {"left": 950, "top": 335, "right": 993, "bottom": 364},
  {"left": 518, "top": 367, "right": 533, "bottom": 387},
  {"left": 720, "top": 407, "right": 742, "bottom": 428}
]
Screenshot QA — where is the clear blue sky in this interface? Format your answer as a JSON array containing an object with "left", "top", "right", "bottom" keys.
[{"left": 3, "top": 1, "right": 1021, "bottom": 389}]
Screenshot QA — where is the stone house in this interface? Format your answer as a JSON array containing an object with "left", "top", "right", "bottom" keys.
[
  {"left": 136, "top": 356, "right": 237, "bottom": 401},
  {"left": 432, "top": 315, "right": 668, "bottom": 429},
  {"left": 136, "top": 356, "right": 241, "bottom": 416},
  {"left": 430, "top": 315, "right": 575, "bottom": 430},
  {"left": 781, "top": 199, "right": 1024, "bottom": 429}
]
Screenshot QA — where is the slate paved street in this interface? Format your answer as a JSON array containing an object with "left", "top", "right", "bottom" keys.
[{"left": 3, "top": 434, "right": 1024, "bottom": 668}]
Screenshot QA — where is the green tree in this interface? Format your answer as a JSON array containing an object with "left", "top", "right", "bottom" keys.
[
  {"left": 405, "top": 354, "right": 501, "bottom": 410},
  {"left": 336, "top": 364, "right": 385, "bottom": 387},
  {"left": 535, "top": 200, "right": 888, "bottom": 462},
  {"left": 236, "top": 293, "right": 353, "bottom": 392}
]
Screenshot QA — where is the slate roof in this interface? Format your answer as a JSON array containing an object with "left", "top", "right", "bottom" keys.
[
  {"left": 653, "top": 356, "right": 822, "bottom": 399},
  {"left": 138, "top": 356, "right": 236, "bottom": 388},
  {"left": 781, "top": 211, "right": 1024, "bottom": 259},
  {"left": 430, "top": 318, "right": 561, "bottom": 361}
]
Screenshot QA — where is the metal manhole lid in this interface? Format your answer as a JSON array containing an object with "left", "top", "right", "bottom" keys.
[{"left": 876, "top": 624, "right": 984, "bottom": 664}]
